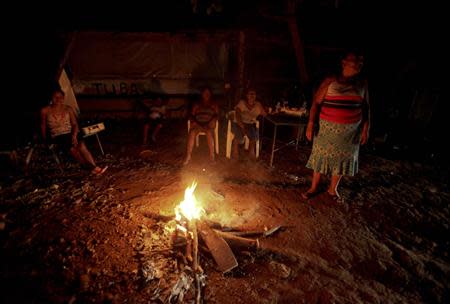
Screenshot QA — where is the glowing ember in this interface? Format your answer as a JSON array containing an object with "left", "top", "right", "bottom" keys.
[{"left": 175, "top": 181, "right": 204, "bottom": 221}]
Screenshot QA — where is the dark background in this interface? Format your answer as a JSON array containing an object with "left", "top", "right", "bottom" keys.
[{"left": 3, "top": 0, "right": 445, "bottom": 162}]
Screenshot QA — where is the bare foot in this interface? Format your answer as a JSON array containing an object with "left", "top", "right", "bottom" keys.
[{"left": 183, "top": 156, "right": 191, "bottom": 165}]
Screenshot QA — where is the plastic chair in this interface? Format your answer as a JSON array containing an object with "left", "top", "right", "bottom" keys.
[
  {"left": 187, "top": 120, "right": 219, "bottom": 155},
  {"left": 25, "top": 143, "right": 64, "bottom": 173},
  {"left": 225, "top": 110, "right": 260, "bottom": 159}
]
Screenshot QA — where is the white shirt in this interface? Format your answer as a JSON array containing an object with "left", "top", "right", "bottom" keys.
[{"left": 235, "top": 100, "right": 264, "bottom": 124}]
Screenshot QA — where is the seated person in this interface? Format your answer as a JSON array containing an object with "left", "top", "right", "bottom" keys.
[
  {"left": 232, "top": 88, "right": 267, "bottom": 159},
  {"left": 142, "top": 96, "right": 166, "bottom": 146},
  {"left": 40, "top": 88, "right": 107, "bottom": 175},
  {"left": 183, "top": 86, "right": 219, "bottom": 165}
]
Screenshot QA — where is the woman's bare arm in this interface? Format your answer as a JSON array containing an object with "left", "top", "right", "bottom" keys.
[
  {"left": 306, "top": 77, "right": 334, "bottom": 141},
  {"left": 361, "top": 81, "right": 370, "bottom": 144},
  {"left": 67, "top": 106, "right": 79, "bottom": 145}
]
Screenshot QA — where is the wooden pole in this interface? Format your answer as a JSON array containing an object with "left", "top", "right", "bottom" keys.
[
  {"left": 55, "top": 32, "right": 77, "bottom": 81},
  {"left": 287, "top": 0, "right": 308, "bottom": 86},
  {"left": 235, "top": 30, "right": 246, "bottom": 103}
]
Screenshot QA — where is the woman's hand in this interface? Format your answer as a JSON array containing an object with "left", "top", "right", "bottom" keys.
[
  {"left": 360, "top": 122, "right": 369, "bottom": 145},
  {"left": 306, "top": 122, "right": 314, "bottom": 141},
  {"left": 360, "top": 129, "right": 369, "bottom": 145},
  {"left": 72, "top": 134, "right": 78, "bottom": 147}
]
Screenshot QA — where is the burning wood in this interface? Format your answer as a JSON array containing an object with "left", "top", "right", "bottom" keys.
[
  {"left": 173, "top": 182, "right": 239, "bottom": 273},
  {"left": 162, "top": 181, "right": 283, "bottom": 302},
  {"left": 213, "top": 229, "right": 259, "bottom": 251},
  {"left": 197, "top": 220, "right": 238, "bottom": 273},
  {"left": 172, "top": 182, "right": 209, "bottom": 303}
]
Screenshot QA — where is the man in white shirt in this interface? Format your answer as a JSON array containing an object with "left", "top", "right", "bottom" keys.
[{"left": 232, "top": 89, "right": 267, "bottom": 159}]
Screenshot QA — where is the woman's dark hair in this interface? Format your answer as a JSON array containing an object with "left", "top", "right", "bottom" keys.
[
  {"left": 245, "top": 87, "right": 257, "bottom": 94},
  {"left": 341, "top": 48, "right": 365, "bottom": 65},
  {"left": 199, "top": 85, "right": 212, "bottom": 94}
]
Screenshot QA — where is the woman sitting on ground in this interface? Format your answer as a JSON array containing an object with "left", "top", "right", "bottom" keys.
[{"left": 40, "top": 88, "right": 107, "bottom": 175}]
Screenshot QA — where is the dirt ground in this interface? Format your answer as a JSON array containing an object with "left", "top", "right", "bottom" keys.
[{"left": 1, "top": 119, "right": 449, "bottom": 303}]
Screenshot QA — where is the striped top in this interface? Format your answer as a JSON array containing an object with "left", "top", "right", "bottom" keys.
[
  {"left": 320, "top": 79, "right": 366, "bottom": 124},
  {"left": 194, "top": 103, "right": 217, "bottom": 125}
]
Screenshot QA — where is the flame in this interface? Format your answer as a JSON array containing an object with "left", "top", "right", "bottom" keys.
[{"left": 175, "top": 181, "right": 204, "bottom": 221}]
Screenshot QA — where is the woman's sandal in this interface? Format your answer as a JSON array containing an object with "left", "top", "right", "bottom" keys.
[
  {"left": 92, "top": 166, "right": 108, "bottom": 175},
  {"left": 326, "top": 192, "right": 341, "bottom": 201},
  {"left": 301, "top": 191, "right": 319, "bottom": 199}
]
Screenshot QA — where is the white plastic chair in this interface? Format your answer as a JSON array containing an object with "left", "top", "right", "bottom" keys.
[
  {"left": 225, "top": 110, "right": 259, "bottom": 159},
  {"left": 25, "top": 143, "right": 64, "bottom": 173},
  {"left": 187, "top": 120, "right": 219, "bottom": 155}
]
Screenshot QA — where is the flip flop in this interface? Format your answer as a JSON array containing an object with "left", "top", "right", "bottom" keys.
[
  {"left": 301, "top": 191, "right": 319, "bottom": 199},
  {"left": 326, "top": 192, "right": 341, "bottom": 202},
  {"left": 92, "top": 166, "right": 108, "bottom": 175}
]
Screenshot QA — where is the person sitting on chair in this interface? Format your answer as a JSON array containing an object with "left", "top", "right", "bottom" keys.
[
  {"left": 232, "top": 88, "right": 267, "bottom": 160},
  {"left": 183, "top": 86, "right": 219, "bottom": 165},
  {"left": 142, "top": 96, "right": 166, "bottom": 146},
  {"left": 40, "top": 88, "right": 107, "bottom": 175}
]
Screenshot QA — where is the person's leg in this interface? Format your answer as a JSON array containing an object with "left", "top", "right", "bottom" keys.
[
  {"left": 246, "top": 124, "right": 259, "bottom": 160},
  {"left": 232, "top": 139, "right": 240, "bottom": 159},
  {"left": 184, "top": 128, "right": 198, "bottom": 164},
  {"left": 247, "top": 124, "right": 258, "bottom": 160},
  {"left": 77, "top": 142, "right": 97, "bottom": 168},
  {"left": 248, "top": 140, "right": 256, "bottom": 159},
  {"left": 70, "top": 146, "right": 87, "bottom": 165},
  {"left": 231, "top": 122, "right": 243, "bottom": 159},
  {"left": 302, "top": 171, "right": 321, "bottom": 198},
  {"left": 206, "top": 129, "right": 215, "bottom": 161},
  {"left": 142, "top": 123, "right": 150, "bottom": 145},
  {"left": 152, "top": 123, "right": 163, "bottom": 142},
  {"left": 328, "top": 175, "right": 342, "bottom": 197}
]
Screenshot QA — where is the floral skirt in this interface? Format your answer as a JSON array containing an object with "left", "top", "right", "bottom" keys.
[{"left": 306, "top": 119, "right": 361, "bottom": 176}]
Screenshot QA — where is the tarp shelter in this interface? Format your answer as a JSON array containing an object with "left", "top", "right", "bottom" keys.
[{"left": 67, "top": 32, "right": 229, "bottom": 98}]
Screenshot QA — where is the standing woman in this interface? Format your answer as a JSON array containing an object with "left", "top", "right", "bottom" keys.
[{"left": 302, "top": 51, "right": 370, "bottom": 199}]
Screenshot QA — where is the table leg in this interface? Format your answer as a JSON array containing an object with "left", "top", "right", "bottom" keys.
[
  {"left": 270, "top": 125, "right": 277, "bottom": 167},
  {"left": 95, "top": 134, "right": 105, "bottom": 155}
]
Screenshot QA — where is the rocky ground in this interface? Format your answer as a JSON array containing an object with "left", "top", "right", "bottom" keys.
[{"left": 1, "top": 119, "right": 449, "bottom": 303}]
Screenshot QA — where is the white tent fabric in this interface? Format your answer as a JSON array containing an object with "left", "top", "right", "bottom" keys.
[{"left": 59, "top": 69, "right": 80, "bottom": 115}]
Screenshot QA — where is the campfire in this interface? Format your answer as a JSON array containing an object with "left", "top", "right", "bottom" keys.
[{"left": 143, "top": 181, "right": 281, "bottom": 303}]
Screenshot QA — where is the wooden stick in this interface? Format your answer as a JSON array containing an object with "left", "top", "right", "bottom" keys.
[
  {"left": 191, "top": 219, "right": 202, "bottom": 304},
  {"left": 192, "top": 219, "right": 199, "bottom": 272},
  {"left": 185, "top": 222, "right": 193, "bottom": 263},
  {"left": 213, "top": 229, "right": 259, "bottom": 250},
  {"left": 197, "top": 220, "right": 238, "bottom": 273}
]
